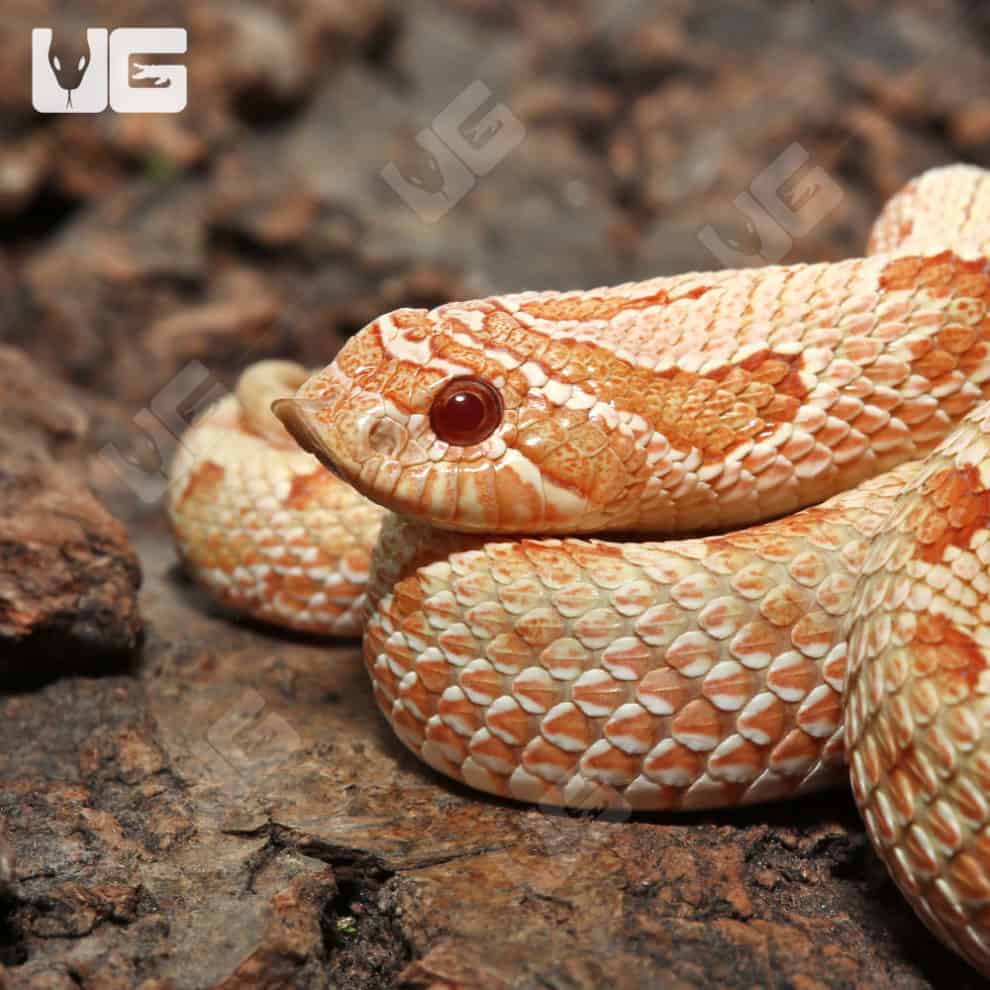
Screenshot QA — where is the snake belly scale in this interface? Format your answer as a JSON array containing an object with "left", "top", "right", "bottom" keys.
[{"left": 169, "top": 164, "right": 990, "bottom": 974}]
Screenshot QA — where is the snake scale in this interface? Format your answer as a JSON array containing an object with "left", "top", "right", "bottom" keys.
[{"left": 169, "top": 164, "right": 990, "bottom": 975}]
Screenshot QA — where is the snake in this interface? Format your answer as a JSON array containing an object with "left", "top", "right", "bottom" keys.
[{"left": 168, "top": 164, "right": 990, "bottom": 975}]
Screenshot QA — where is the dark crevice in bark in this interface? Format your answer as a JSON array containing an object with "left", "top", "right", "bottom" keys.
[{"left": 318, "top": 854, "right": 412, "bottom": 990}]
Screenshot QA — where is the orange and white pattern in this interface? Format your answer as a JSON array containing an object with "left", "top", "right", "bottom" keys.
[
  {"left": 168, "top": 362, "right": 384, "bottom": 635},
  {"left": 360, "top": 470, "right": 907, "bottom": 812},
  {"left": 169, "top": 164, "right": 990, "bottom": 975}
]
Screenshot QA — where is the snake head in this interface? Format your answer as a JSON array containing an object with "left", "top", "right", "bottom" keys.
[{"left": 272, "top": 301, "right": 660, "bottom": 534}]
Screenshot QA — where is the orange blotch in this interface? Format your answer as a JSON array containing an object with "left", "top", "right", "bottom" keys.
[
  {"left": 880, "top": 252, "right": 990, "bottom": 398},
  {"left": 178, "top": 460, "right": 225, "bottom": 507},
  {"left": 914, "top": 465, "right": 990, "bottom": 564},
  {"left": 915, "top": 613, "right": 988, "bottom": 690},
  {"left": 734, "top": 349, "right": 808, "bottom": 398},
  {"left": 879, "top": 250, "right": 990, "bottom": 299},
  {"left": 285, "top": 469, "right": 327, "bottom": 509},
  {"left": 518, "top": 284, "right": 712, "bottom": 323},
  {"left": 394, "top": 578, "right": 439, "bottom": 625}
]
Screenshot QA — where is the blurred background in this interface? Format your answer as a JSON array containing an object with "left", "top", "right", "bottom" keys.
[
  {"left": 4, "top": 2, "right": 990, "bottom": 988},
  {"left": 4, "top": 1, "right": 990, "bottom": 435}
]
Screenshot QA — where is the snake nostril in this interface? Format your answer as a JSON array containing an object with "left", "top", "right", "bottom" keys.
[{"left": 368, "top": 418, "right": 404, "bottom": 458}]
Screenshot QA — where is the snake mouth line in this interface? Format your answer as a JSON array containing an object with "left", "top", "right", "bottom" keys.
[{"left": 271, "top": 398, "right": 347, "bottom": 481}]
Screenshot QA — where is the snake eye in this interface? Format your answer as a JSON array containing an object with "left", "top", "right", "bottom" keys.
[{"left": 429, "top": 376, "right": 503, "bottom": 446}]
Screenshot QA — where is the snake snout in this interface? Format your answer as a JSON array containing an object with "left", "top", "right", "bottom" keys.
[{"left": 271, "top": 398, "right": 345, "bottom": 478}]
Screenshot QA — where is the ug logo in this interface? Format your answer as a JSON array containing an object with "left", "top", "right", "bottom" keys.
[{"left": 32, "top": 27, "right": 187, "bottom": 113}]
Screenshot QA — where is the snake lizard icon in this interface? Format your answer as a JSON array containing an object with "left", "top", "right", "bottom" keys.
[
  {"left": 45, "top": 31, "right": 92, "bottom": 109},
  {"left": 169, "top": 164, "right": 990, "bottom": 975}
]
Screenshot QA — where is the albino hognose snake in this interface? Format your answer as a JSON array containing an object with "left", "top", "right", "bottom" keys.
[{"left": 170, "top": 164, "right": 990, "bottom": 975}]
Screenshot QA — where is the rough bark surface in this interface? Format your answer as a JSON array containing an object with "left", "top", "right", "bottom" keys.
[
  {"left": 2, "top": 524, "right": 985, "bottom": 989},
  {"left": 4, "top": 1, "right": 990, "bottom": 987},
  {"left": 0, "top": 348, "right": 142, "bottom": 670}
]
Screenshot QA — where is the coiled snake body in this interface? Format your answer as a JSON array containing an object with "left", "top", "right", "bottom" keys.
[{"left": 170, "top": 165, "right": 990, "bottom": 974}]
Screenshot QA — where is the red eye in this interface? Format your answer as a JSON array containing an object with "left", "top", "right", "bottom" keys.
[{"left": 429, "top": 376, "right": 503, "bottom": 446}]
